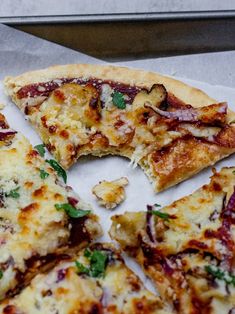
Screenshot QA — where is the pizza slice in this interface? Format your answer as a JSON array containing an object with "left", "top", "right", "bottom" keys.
[
  {"left": 4, "top": 64, "right": 235, "bottom": 192},
  {"left": 0, "top": 113, "right": 102, "bottom": 300},
  {"left": 0, "top": 243, "right": 170, "bottom": 314},
  {"left": 110, "top": 167, "right": 235, "bottom": 314}
]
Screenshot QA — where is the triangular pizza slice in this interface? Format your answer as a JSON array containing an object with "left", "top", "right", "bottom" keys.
[
  {"left": 4, "top": 64, "right": 235, "bottom": 192},
  {"left": 110, "top": 167, "right": 235, "bottom": 313},
  {"left": 0, "top": 243, "right": 170, "bottom": 314},
  {"left": 0, "top": 113, "right": 102, "bottom": 300}
]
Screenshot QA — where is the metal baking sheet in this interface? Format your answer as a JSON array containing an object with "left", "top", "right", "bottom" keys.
[{"left": 1, "top": 11, "right": 235, "bottom": 60}]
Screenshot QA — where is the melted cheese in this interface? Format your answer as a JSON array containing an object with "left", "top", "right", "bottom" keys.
[
  {"left": 0, "top": 244, "right": 169, "bottom": 314},
  {"left": 15, "top": 82, "right": 234, "bottom": 192},
  {"left": 0, "top": 115, "right": 102, "bottom": 300},
  {"left": 92, "top": 177, "right": 129, "bottom": 209}
]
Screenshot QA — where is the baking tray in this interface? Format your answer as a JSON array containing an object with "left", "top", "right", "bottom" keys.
[{"left": 1, "top": 10, "right": 235, "bottom": 61}]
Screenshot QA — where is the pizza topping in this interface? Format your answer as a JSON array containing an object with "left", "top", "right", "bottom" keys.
[
  {"left": 39, "top": 169, "right": 49, "bottom": 179},
  {"left": 205, "top": 265, "right": 235, "bottom": 286},
  {"left": 75, "top": 248, "right": 108, "bottom": 278},
  {"left": 146, "top": 206, "right": 156, "bottom": 243},
  {"left": 154, "top": 203, "right": 161, "bottom": 207},
  {"left": 146, "top": 204, "right": 175, "bottom": 243},
  {"left": 100, "top": 83, "right": 113, "bottom": 108},
  {"left": 147, "top": 204, "right": 175, "bottom": 220},
  {"left": 221, "top": 187, "right": 235, "bottom": 223},
  {"left": 56, "top": 268, "right": 67, "bottom": 283},
  {"left": 34, "top": 144, "right": 46, "bottom": 157},
  {"left": 112, "top": 91, "right": 126, "bottom": 109},
  {"left": 0, "top": 270, "right": 3, "bottom": 279},
  {"left": 55, "top": 203, "right": 91, "bottom": 218},
  {"left": 0, "top": 129, "right": 17, "bottom": 141},
  {"left": 46, "top": 159, "right": 67, "bottom": 183},
  {"left": 92, "top": 177, "right": 129, "bottom": 209},
  {"left": 152, "top": 210, "right": 171, "bottom": 220},
  {"left": 145, "top": 102, "right": 227, "bottom": 125},
  {"left": 5, "top": 187, "right": 20, "bottom": 199}
]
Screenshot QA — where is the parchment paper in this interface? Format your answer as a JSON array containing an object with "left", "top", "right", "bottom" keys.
[{"left": 1, "top": 23, "right": 235, "bottom": 291}]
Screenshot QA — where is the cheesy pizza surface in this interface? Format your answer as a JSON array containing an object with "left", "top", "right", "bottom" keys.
[
  {"left": 0, "top": 113, "right": 102, "bottom": 300},
  {"left": 110, "top": 167, "right": 235, "bottom": 314},
  {"left": 0, "top": 243, "right": 170, "bottom": 314},
  {"left": 5, "top": 65, "right": 235, "bottom": 192}
]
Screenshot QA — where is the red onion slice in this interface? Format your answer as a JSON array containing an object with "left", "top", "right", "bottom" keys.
[
  {"left": 145, "top": 104, "right": 198, "bottom": 121},
  {"left": 0, "top": 129, "right": 17, "bottom": 140},
  {"left": 146, "top": 205, "right": 156, "bottom": 243},
  {"left": 67, "top": 196, "right": 79, "bottom": 207},
  {"left": 56, "top": 268, "right": 67, "bottom": 283},
  {"left": 222, "top": 187, "right": 235, "bottom": 223},
  {"left": 145, "top": 102, "right": 227, "bottom": 124}
]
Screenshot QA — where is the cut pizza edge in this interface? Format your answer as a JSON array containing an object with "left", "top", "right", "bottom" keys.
[
  {"left": 0, "top": 112, "right": 102, "bottom": 300},
  {"left": 109, "top": 166, "right": 235, "bottom": 314},
  {"left": 0, "top": 243, "right": 171, "bottom": 314},
  {"left": 4, "top": 64, "right": 235, "bottom": 193}
]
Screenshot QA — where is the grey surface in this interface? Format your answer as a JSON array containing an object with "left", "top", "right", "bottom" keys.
[
  {"left": 0, "top": 0, "right": 235, "bottom": 16},
  {"left": 0, "top": 24, "right": 102, "bottom": 80},
  {"left": 117, "top": 51, "right": 235, "bottom": 88},
  {"left": 0, "top": 23, "right": 235, "bottom": 88}
]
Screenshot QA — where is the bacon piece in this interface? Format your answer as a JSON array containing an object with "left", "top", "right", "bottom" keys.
[{"left": 145, "top": 102, "right": 227, "bottom": 125}]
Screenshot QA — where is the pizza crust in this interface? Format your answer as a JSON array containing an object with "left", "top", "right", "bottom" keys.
[{"left": 4, "top": 63, "right": 218, "bottom": 108}]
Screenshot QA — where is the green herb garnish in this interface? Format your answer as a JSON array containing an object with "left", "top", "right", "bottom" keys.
[
  {"left": 75, "top": 261, "right": 90, "bottom": 275},
  {"left": 6, "top": 187, "right": 20, "bottom": 199},
  {"left": 0, "top": 270, "right": 3, "bottom": 280},
  {"left": 112, "top": 91, "right": 126, "bottom": 109},
  {"left": 55, "top": 203, "right": 91, "bottom": 218},
  {"left": 233, "top": 170, "right": 235, "bottom": 175},
  {"left": 75, "top": 249, "right": 108, "bottom": 278},
  {"left": 152, "top": 210, "right": 170, "bottom": 220},
  {"left": 46, "top": 159, "right": 67, "bottom": 183},
  {"left": 40, "top": 169, "right": 49, "bottom": 180},
  {"left": 205, "top": 265, "right": 235, "bottom": 286},
  {"left": 154, "top": 203, "right": 161, "bottom": 207},
  {"left": 34, "top": 144, "right": 46, "bottom": 157}
]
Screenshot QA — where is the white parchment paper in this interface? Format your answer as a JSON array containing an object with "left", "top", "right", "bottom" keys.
[{"left": 1, "top": 23, "right": 235, "bottom": 291}]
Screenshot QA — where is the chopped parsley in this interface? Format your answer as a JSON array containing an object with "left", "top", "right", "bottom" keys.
[
  {"left": 0, "top": 270, "right": 3, "bottom": 279},
  {"left": 34, "top": 144, "right": 46, "bottom": 157},
  {"left": 233, "top": 170, "right": 235, "bottom": 175},
  {"left": 5, "top": 187, "right": 20, "bottom": 199},
  {"left": 40, "top": 169, "right": 49, "bottom": 180},
  {"left": 152, "top": 210, "right": 170, "bottom": 220},
  {"left": 75, "top": 249, "right": 108, "bottom": 278},
  {"left": 46, "top": 159, "right": 67, "bottom": 183},
  {"left": 55, "top": 203, "right": 91, "bottom": 218},
  {"left": 75, "top": 261, "right": 90, "bottom": 275},
  {"left": 205, "top": 265, "right": 235, "bottom": 286},
  {"left": 154, "top": 203, "right": 161, "bottom": 207},
  {"left": 112, "top": 91, "right": 126, "bottom": 109}
]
